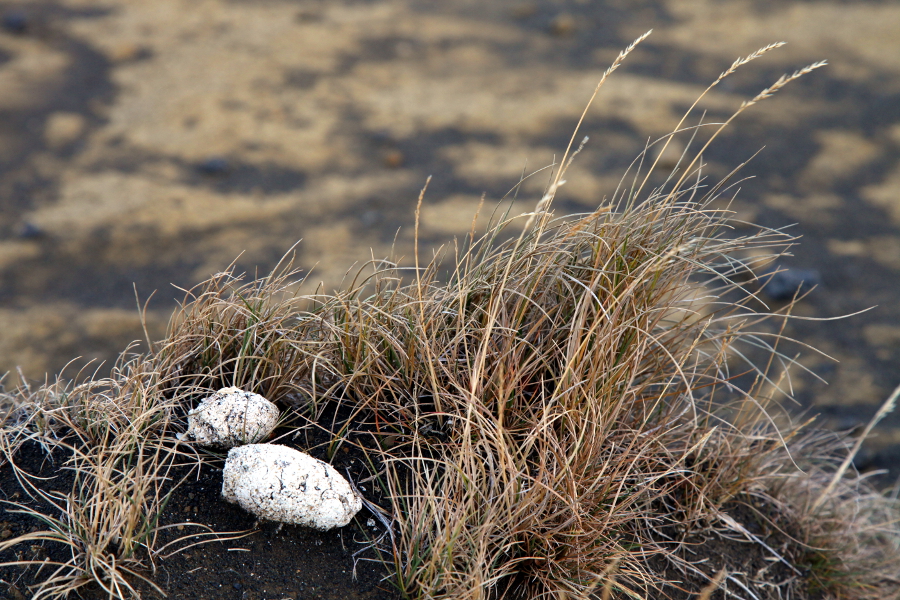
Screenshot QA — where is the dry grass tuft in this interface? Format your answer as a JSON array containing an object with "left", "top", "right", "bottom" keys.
[
  {"left": 0, "top": 359, "right": 183, "bottom": 598},
  {"left": 1, "top": 35, "right": 898, "bottom": 599}
]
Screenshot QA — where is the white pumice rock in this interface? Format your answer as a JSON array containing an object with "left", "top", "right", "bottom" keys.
[
  {"left": 222, "top": 444, "right": 362, "bottom": 530},
  {"left": 183, "top": 387, "right": 279, "bottom": 448}
]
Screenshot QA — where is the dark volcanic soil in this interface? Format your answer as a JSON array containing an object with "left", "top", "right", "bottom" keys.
[
  {"left": 0, "top": 436, "right": 826, "bottom": 600},
  {"left": 0, "top": 438, "right": 398, "bottom": 600}
]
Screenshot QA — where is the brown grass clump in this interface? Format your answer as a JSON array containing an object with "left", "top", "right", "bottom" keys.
[
  {"left": 1, "top": 34, "right": 899, "bottom": 599},
  {"left": 0, "top": 360, "right": 185, "bottom": 598}
]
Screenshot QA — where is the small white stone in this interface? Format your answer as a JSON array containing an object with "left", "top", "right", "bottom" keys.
[
  {"left": 222, "top": 444, "right": 362, "bottom": 530},
  {"left": 185, "top": 387, "right": 279, "bottom": 449}
]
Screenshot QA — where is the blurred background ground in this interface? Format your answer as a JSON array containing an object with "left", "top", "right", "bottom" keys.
[{"left": 0, "top": 0, "right": 898, "bottom": 480}]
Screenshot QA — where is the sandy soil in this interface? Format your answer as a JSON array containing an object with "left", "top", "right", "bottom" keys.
[{"left": 0, "top": 0, "right": 898, "bottom": 477}]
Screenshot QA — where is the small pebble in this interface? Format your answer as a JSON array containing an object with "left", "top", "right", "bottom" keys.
[
  {"left": 2, "top": 11, "right": 28, "bottom": 34},
  {"left": 16, "top": 222, "right": 42, "bottom": 239},
  {"left": 197, "top": 156, "right": 230, "bottom": 176},
  {"left": 108, "top": 43, "right": 151, "bottom": 63},
  {"left": 295, "top": 9, "right": 323, "bottom": 23},
  {"left": 548, "top": 13, "right": 576, "bottom": 37},
  {"left": 360, "top": 210, "right": 380, "bottom": 226},
  {"left": 369, "top": 129, "right": 394, "bottom": 146},
  {"left": 762, "top": 268, "right": 821, "bottom": 301},
  {"left": 383, "top": 149, "right": 404, "bottom": 168}
]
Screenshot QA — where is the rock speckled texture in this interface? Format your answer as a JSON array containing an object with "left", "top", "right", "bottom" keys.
[
  {"left": 185, "top": 387, "right": 279, "bottom": 449},
  {"left": 222, "top": 444, "right": 362, "bottom": 530}
]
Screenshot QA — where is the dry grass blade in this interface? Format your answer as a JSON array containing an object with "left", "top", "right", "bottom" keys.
[
  {"left": 813, "top": 382, "right": 900, "bottom": 512},
  {"left": 696, "top": 568, "right": 727, "bottom": 600},
  {"left": 527, "top": 29, "right": 651, "bottom": 232}
]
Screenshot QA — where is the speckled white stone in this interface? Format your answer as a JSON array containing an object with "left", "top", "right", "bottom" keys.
[
  {"left": 184, "top": 387, "right": 279, "bottom": 449},
  {"left": 222, "top": 444, "right": 362, "bottom": 530}
]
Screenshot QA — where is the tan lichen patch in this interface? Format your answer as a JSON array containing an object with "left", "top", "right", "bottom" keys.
[
  {"left": 763, "top": 193, "right": 842, "bottom": 226},
  {"left": 28, "top": 171, "right": 300, "bottom": 239},
  {"left": 799, "top": 130, "right": 879, "bottom": 190},
  {"left": 806, "top": 349, "right": 886, "bottom": 409},
  {"left": 863, "top": 324, "right": 900, "bottom": 361},
  {"left": 0, "top": 36, "right": 71, "bottom": 112},
  {"left": 0, "top": 241, "right": 42, "bottom": 269},
  {"left": 827, "top": 239, "right": 868, "bottom": 258},
  {"left": 828, "top": 236, "right": 900, "bottom": 271},
  {"left": 0, "top": 304, "right": 164, "bottom": 379},
  {"left": 863, "top": 166, "right": 900, "bottom": 226},
  {"left": 43, "top": 112, "right": 87, "bottom": 150},
  {"left": 419, "top": 195, "right": 501, "bottom": 236},
  {"left": 660, "top": 0, "right": 900, "bottom": 86}
]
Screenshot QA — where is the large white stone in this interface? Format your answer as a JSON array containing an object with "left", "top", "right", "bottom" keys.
[
  {"left": 222, "top": 444, "right": 362, "bottom": 530},
  {"left": 184, "top": 387, "right": 279, "bottom": 448}
]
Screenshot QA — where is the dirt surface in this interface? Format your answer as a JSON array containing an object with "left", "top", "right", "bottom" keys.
[
  {"left": 0, "top": 433, "right": 823, "bottom": 600},
  {"left": 646, "top": 498, "right": 825, "bottom": 600},
  {"left": 0, "top": 0, "right": 897, "bottom": 551},
  {"left": 0, "top": 436, "right": 398, "bottom": 600}
]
